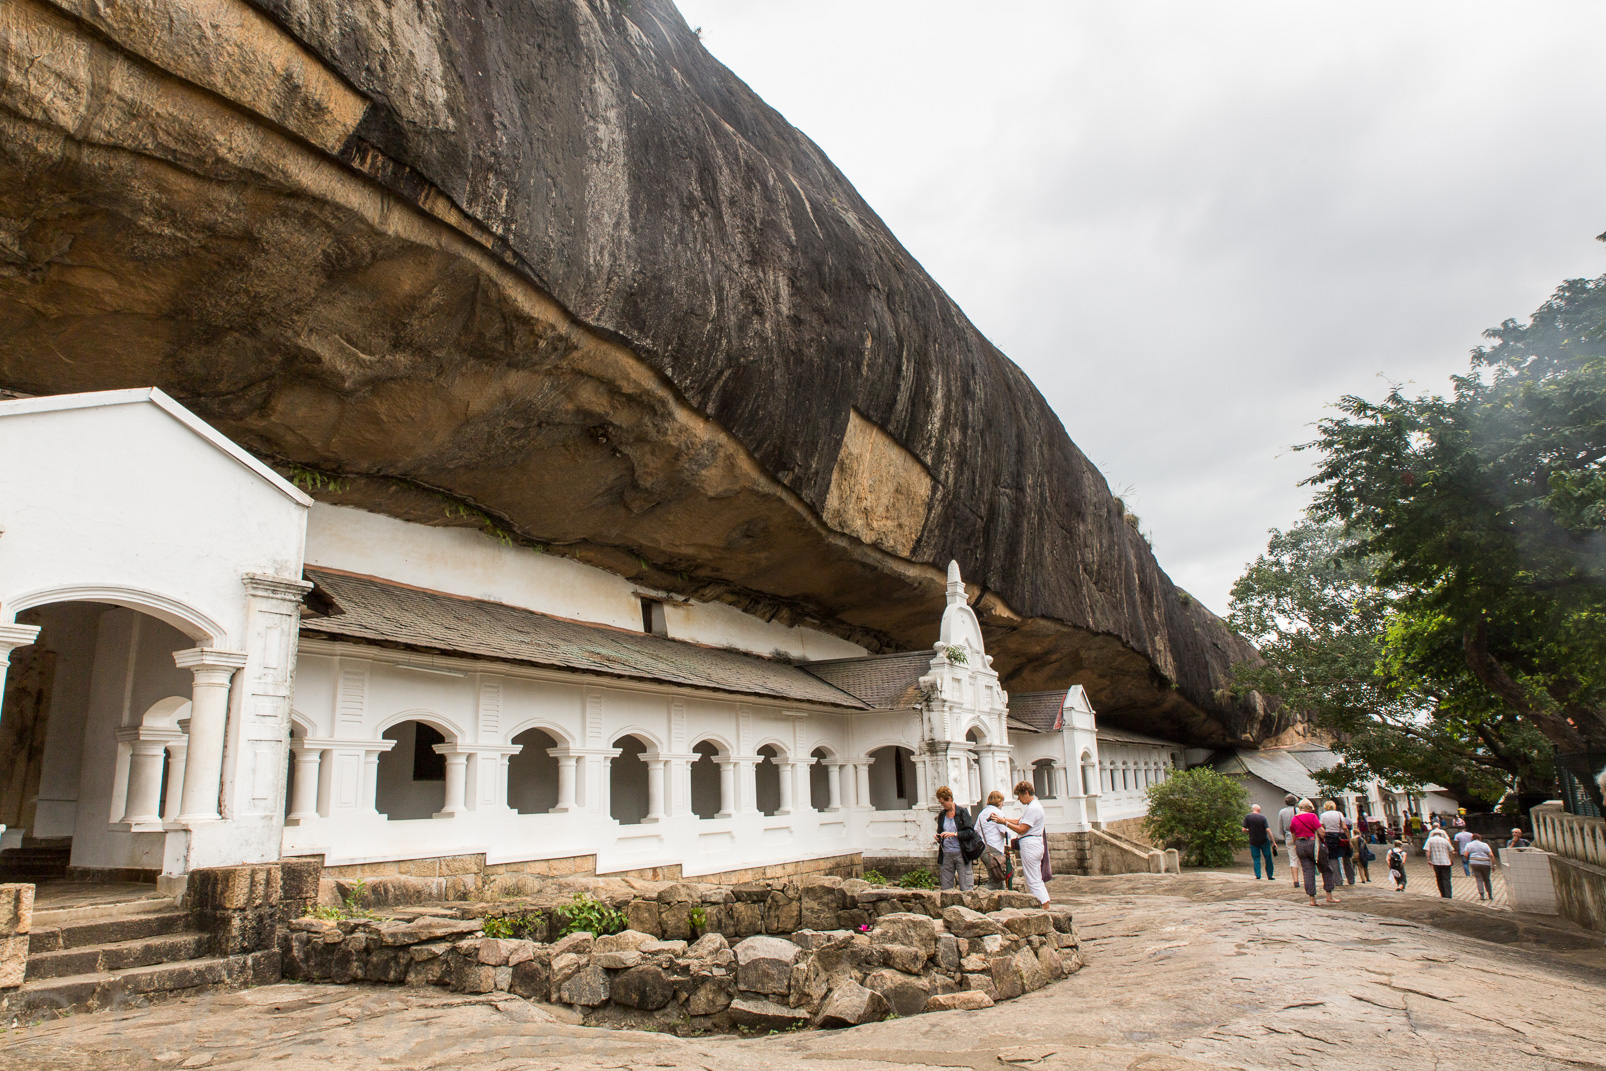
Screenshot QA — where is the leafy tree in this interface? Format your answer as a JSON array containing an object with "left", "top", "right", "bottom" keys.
[
  {"left": 1141, "top": 768, "right": 1248, "bottom": 867},
  {"left": 1234, "top": 261, "right": 1606, "bottom": 812}
]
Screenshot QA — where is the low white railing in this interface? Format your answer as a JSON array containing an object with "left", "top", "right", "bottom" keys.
[{"left": 1532, "top": 802, "right": 1606, "bottom": 868}]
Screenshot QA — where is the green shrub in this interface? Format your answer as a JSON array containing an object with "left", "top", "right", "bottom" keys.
[
  {"left": 1140, "top": 767, "right": 1248, "bottom": 867},
  {"left": 898, "top": 866, "right": 937, "bottom": 889},
  {"left": 307, "top": 878, "right": 373, "bottom": 921},
  {"left": 558, "top": 892, "right": 627, "bottom": 937},
  {"left": 482, "top": 910, "right": 545, "bottom": 940},
  {"left": 687, "top": 906, "right": 707, "bottom": 935},
  {"left": 862, "top": 868, "right": 887, "bottom": 886}
]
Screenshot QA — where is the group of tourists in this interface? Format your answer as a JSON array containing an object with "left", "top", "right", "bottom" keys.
[
  {"left": 1251, "top": 793, "right": 1524, "bottom": 905},
  {"left": 931, "top": 781, "right": 1052, "bottom": 907}
]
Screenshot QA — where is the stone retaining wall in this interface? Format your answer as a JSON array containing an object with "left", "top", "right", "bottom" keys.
[
  {"left": 0, "top": 882, "right": 32, "bottom": 990},
  {"left": 281, "top": 883, "right": 1082, "bottom": 1033}
]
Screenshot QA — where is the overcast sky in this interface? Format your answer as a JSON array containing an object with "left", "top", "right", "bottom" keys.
[{"left": 672, "top": 1, "right": 1606, "bottom": 616}]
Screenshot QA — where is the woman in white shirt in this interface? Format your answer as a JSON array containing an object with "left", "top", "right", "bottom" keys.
[
  {"left": 975, "top": 790, "right": 1011, "bottom": 889},
  {"left": 989, "top": 781, "right": 1050, "bottom": 906}
]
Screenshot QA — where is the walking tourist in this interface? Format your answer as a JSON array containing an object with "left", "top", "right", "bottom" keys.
[
  {"left": 990, "top": 781, "right": 1050, "bottom": 906},
  {"left": 975, "top": 790, "right": 1012, "bottom": 889},
  {"left": 1509, "top": 827, "right": 1531, "bottom": 849},
  {"left": 1465, "top": 833, "right": 1495, "bottom": 901},
  {"left": 1426, "top": 827, "right": 1455, "bottom": 897},
  {"left": 1277, "top": 793, "right": 1300, "bottom": 887},
  {"left": 1387, "top": 840, "right": 1408, "bottom": 891},
  {"left": 1291, "top": 798, "right": 1338, "bottom": 906},
  {"left": 933, "top": 786, "right": 981, "bottom": 891},
  {"left": 1354, "top": 831, "right": 1373, "bottom": 883},
  {"left": 1318, "top": 801, "right": 1352, "bottom": 887},
  {"left": 1453, "top": 825, "right": 1475, "bottom": 876},
  {"left": 1243, "top": 804, "right": 1275, "bottom": 880}
]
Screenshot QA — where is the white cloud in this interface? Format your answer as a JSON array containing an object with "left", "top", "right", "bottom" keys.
[{"left": 676, "top": 1, "right": 1606, "bottom": 615}]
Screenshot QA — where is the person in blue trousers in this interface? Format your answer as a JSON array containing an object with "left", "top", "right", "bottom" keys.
[{"left": 1243, "top": 804, "right": 1275, "bottom": 879}]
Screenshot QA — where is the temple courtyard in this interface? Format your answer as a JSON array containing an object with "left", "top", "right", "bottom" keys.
[{"left": 5, "top": 870, "right": 1602, "bottom": 1071}]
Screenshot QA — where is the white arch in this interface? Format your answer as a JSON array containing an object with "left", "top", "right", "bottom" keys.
[
  {"left": 289, "top": 710, "right": 317, "bottom": 738},
  {"left": 375, "top": 709, "right": 465, "bottom": 742},
  {"left": 689, "top": 732, "right": 733, "bottom": 757},
  {"left": 4, "top": 583, "right": 228, "bottom": 645},
  {"left": 503, "top": 718, "right": 576, "bottom": 748},
  {"left": 139, "top": 696, "right": 191, "bottom": 730},
  {"left": 806, "top": 742, "right": 841, "bottom": 761},
  {"left": 962, "top": 720, "right": 991, "bottom": 744},
  {"left": 753, "top": 737, "right": 792, "bottom": 759},
  {"left": 610, "top": 726, "right": 665, "bottom": 755}
]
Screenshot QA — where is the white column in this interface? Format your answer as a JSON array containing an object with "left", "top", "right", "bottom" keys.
[
  {"left": 0, "top": 625, "right": 41, "bottom": 709},
  {"left": 736, "top": 758, "right": 759, "bottom": 815},
  {"left": 716, "top": 759, "right": 736, "bottom": 819},
  {"left": 162, "top": 738, "right": 188, "bottom": 822},
  {"left": 435, "top": 749, "right": 469, "bottom": 818},
  {"left": 363, "top": 748, "right": 384, "bottom": 814},
  {"left": 552, "top": 751, "right": 578, "bottom": 812},
  {"left": 913, "top": 756, "right": 930, "bottom": 810},
  {"left": 119, "top": 731, "right": 171, "bottom": 827},
  {"left": 776, "top": 761, "right": 795, "bottom": 815},
  {"left": 645, "top": 759, "right": 667, "bottom": 822},
  {"left": 825, "top": 761, "right": 843, "bottom": 812},
  {"left": 173, "top": 648, "right": 248, "bottom": 822},
  {"left": 288, "top": 747, "right": 323, "bottom": 821},
  {"left": 855, "top": 761, "right": 871, "bottom": 810}
]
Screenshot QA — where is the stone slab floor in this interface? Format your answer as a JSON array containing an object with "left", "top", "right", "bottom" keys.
[{"left": 6, "top": 871, "right": 1603, "bottom": 1071}]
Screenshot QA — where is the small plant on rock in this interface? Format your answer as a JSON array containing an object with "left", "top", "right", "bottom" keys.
[
  {"left": 558, "top": 891, "right": 627, "bottom": 937},
  {"left": 898, "top": 867, "right": 937, "bottom": 890},
  {"left": 306, "top": 878, "right": 375, "bottom": 921},
  {"left": 482, "top": 909, "right": 545, "bottom": 940},
  {"left": 687, "top": 905, "right": 707, "bottom": 936},
  {"left": 862, "top": 868, "right": 887, "bottom": 885}
]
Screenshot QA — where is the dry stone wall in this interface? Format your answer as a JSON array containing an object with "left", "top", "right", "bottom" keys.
[{"left": 281, "top": 877, "right": 1083, "bottom": 1032}]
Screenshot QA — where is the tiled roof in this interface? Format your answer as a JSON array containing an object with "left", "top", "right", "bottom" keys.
[
  {"left": 302, "top": 568, "right": 869, "bottom": 710},
  {"left": 1209, "top": 748, "right": 1332, "bottom": 799},
  {"left": 1097, "top": 727, "right": 1183, "bottom": 747},
  {"left": 799, "top": 651, "right": 934, "bottom": 710},
  {"left": 1007, "top": 691, "right": 1065, "bottom": 732},
  {"left": 1005, "top": 716, "right": 1044, "bottom": 736}
]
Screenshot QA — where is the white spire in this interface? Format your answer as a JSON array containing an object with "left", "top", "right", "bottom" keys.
[{"left": 946, "top": 559, "right": 964, "bottom": 607}]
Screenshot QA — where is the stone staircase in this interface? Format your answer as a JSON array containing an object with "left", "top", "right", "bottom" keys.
[
  {"left": 6, "top": 893, "right": 278, "bottom": 1019},
  {"left": 0, "top": 838, "right": 71, "bottom": 883}
]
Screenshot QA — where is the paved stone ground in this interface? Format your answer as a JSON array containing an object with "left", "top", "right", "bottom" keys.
[{"left": 6, "top": 871, "right": 1603, "bottom": 1071}]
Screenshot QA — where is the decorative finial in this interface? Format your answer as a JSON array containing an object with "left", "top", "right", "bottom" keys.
[{"left": 946, "top": 560, "right": 964, "bottom": 607}]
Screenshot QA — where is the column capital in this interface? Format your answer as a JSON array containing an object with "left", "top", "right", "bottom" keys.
[
  {"left": 242, "top": 573, "right": 315, "bottom": 602},
  {"left": 0, "top": 623, "right": 41, "bottom": 661},
  {"left": 173, "top": 647, "right": 249, "bottom": 672},
  {"left": 433, "top": 743, "right": 522, "bottom": 757}
]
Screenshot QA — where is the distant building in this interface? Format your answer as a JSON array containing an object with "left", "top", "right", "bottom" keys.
[{"left": 1210, "top": 744, "right": 1458, "bottom": 827}]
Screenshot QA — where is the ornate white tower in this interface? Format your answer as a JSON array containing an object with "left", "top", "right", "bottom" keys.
[{"left": 914, "top": 561, "right": 1012, "bottom": 807}]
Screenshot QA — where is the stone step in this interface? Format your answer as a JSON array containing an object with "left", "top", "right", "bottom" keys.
[
  {"left": 28, "top": 909, "right": 189, "bottom": 954},
  {"left": 2, "top": 950, "right": 281, "bottom": 1020},
  {"left": 24, "top": 931, "right": 212, "bottom": 981}
]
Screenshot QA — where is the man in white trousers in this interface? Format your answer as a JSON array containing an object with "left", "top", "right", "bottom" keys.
[{"left": 989, "top": 781, "right": 1050, "bottom": 906}]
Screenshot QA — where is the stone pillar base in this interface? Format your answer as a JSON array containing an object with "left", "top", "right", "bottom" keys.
[
  {"left": 0, "top": 883, "right": 35, "bottom": 989},
  {"left": 187, "top": 864, "right": 284, "bottom": 955}
]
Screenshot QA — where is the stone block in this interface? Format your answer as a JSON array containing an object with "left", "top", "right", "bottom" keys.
[
  {"left": 594, "top": 950, "right": 642, "bottom": 970},
  {"left": 763, "top": 890, "right": 801, "bottom": 933},
  {"left": 836, "top": 908, "right": 871, "bottom": 931},
  {"left": 551, "top": 932, "right": 594, "bottom": 957},
  {"left": 791, "top": 929, "right": 853, "bottom": 951},
  {"left": 189, "top": 864, "right": 281, "bottom": 912},
  {"left": 975, "top": 933, "right": 1018, "bottom": 956},
  {"left": 815, "top": 981, "right": 889, "bottom": 1028},
  {"left": 640, "top": 939, "right": 686, "bottom": 955},
  {"left": 558, "top": 963, "right": 611, "bottom": 1006},
  {"left": 862, "top": 968, "right": 931, "bottom": 1017},
  {"left": 611, "top": 964, "right": 675, "bottom": 1010},
  {"left": 940, "top": 889, "right": 965, "bottom": 908},
  {"left": 0, "top": 884, "right": 34, "bottom": 937},
  {"left": 735, "top": 935, "right": 799, "bottom": 994},
  {"left": 728, "top": 997, "right": 810, "bottom": 1031},
  {"left": 494, "top": 965, "right": 513, "bottom": 990},
  {"left": 1054, "top": 930, "right": 1080, "bottom": 951},
  {"left": 594, "top": 929, "right": 655, "bottom": 953},
  {"left": 990, "top": 908, "right": 1052, "bottom": 938},
  {"left": 878, "top": 943, "right": 926, "bottom": 974},
  {"left": 1048, "top": 908, "right": 1075, "bottom": 934},
  {"left": 1013, "top": 947, "right": 1048, "bottom": 993},
  {"left": 960, "top": 953, "right": 988, "bottom": 973},
  {"left": 625, "top": 899, "right": 661, "bottom": 937},
  {"left": 376, "top": 917, "right": 481, "bottom": 946},
  {"left": 658, "top": 883, "right": 699, "bottom": 904},
  {"left": 509, "top": 957, "right": 550, "bottom": 1000},
  {"left": 800, "top": 884, "right": 843, "bottom": 930},
  {"left": 453, "top": 960, "right": 497, "bottom": 994},
  {"left": 686, "top": 931, "right": 729, "bottom": 958},
  {"left": 935, "top": 934, "right": 961, "bottom": 971},
  {"left": 477, "top": 938, "right": 537, "bottom": 966},
  {"left": 364, "top": 947, "right": 410, "bottom": 983},
  {"left": 963, "top": 891, "right": 999, "bottom": 913},
  {"left": 926, "top": 990, "right": 994, "bottom": 1012},
  {"left": 988, "top": 955, "right": 1024, "bottom": 1000},
  {"left": 686, "top": 976, "right": 734, "bottom": 1016},
  {"left": 732, "top": 881, "right": 771, "bottom": 903},
  {"left": 871, "top": 912, "right": 937, "bottom": 955},
  {"left": 0, "top": 933, "right": 28, "bottom": 988},
  {"left": 931, "top": 974, "right": 959, "bottom": 996},
  {"left": 733, "top": 901, "right": 764, "bottom": 936},
  {"left": 942, "top": 905, "right": 1003, "bottom": 939},
  {"left": 659, "top": 903, "right": 693, "bottom": 941},
  {"left": 995, "top": 892, "right": 1039, "bottom": 910},
  {"left": 962, "top": 971, "right": 994, "bottom": 995},
  {"left": 1037, "top": 945, "right": 1066, "bottom": 981}
]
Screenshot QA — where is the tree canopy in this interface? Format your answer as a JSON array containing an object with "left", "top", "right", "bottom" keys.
[
  {"left": 1141, "top": 767, "right": 1248, "bottom": 867},
  {"left": 1231, "top": 263, "right": 1606, "bottom": 812}
]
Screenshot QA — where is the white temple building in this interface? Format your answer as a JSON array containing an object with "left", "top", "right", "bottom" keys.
[{"left": 0, "top": 389, "right": 1186, "bottom": 889}]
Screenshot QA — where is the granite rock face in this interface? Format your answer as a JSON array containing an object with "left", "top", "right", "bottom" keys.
[{"left": 0, "top": 0, "right": 1288, "bottom": 744}]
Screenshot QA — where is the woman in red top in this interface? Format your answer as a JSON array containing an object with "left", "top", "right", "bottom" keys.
[{"left": 1290, "top": 799, "right": 1338, "bottom": 906}]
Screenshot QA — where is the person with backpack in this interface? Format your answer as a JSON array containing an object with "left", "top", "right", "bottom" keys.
[
  {"left": 1354, "top": 828, "right": 1374, "bottom": 883},
  {"left": 1387, "top": 840, "right": 1408, "bottom": 891},
  {"left": 933, "top": 785, "right": 983, "bottom": 891},
  {"left": 989, "top": 781, "right": 1050, "bottom": 906},
  {"left": 975, "top": 790, "right": 1012, "bottom": 889}
]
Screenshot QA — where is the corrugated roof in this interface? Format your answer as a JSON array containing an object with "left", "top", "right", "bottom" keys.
[
  {"left": 1097, "top": 727, "right": 1183, "bottom": 747},
  {"left": 1209, "top": 748, "right": 1332, "bottom": 799},
  {"left": 1007, "top": 691, "right": 1065, "bottom": 732},
  {"left": 799, "top": 651, "right": 933, "bottom": 710},
  {"left": 302, "top": 568, "right": 869, "bottom": 710}
]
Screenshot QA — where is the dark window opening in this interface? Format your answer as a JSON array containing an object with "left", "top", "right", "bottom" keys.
[
  {"left": 640, "top": 598, "right": 667, "bottom": 636},
  {"left": 412, "top": 723, "right": 446, "bottom": 781},
  {"left": 894, "top": 752, "right": 907, "bottom": 799}
]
